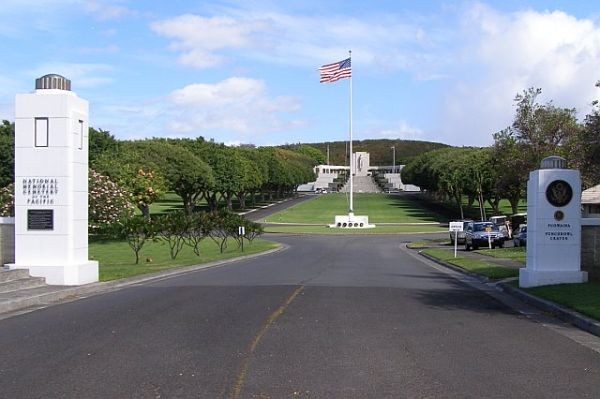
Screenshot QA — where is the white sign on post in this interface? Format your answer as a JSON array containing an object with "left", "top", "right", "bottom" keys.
[
  {"left": 449, "top": 222, "right": 464, "bottom": 258},
  {"left": 449, "top": 222, "right": 464, "bottom": 232}
]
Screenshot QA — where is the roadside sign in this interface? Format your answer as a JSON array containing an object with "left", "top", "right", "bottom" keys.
[
  {"left": 238, "top": 226, "right": 246, "bottom": 252},
  {"left": 449, "top": 222, "right": 464, "bottom": 258},
  {"left": 449, "top": 222, "right": 464, "bottom": 232}
]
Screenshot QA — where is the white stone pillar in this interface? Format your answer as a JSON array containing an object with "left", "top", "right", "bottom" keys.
[
  {"left": 8, "top": 74, "right": 98, "bottom": 285},
  {"left": 519, "top": 156, "right": 587, "bottom": 287}
]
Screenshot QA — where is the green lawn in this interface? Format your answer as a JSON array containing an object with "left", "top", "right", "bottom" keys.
[
  {"left": 147, "top": 192, "right": 185, "bottom": 215},
  {"left": 147, "top": 192, "right": 278, "bottom": 215},
  {"left": 264, "top": 224, "right": 446, "bottom": 234},
  {"left": 90, "top": 238, "right": 278, "bottom": 281},
  {"left": 477, "top": 247, "right": 526, "bottom": 264},
  {"left": 422, "top": 248, "right": 520, "bottom": 280},
  {"left": 265, "top": 193, "right": 443, "bottom": 224},
  {"left": 523, "top": 282, "right": 600, "bottom": 320}
]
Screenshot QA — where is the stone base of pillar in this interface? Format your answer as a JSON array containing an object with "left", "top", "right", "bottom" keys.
[{"left": 519, "top": 268, "right": 588, "bottom": 288}]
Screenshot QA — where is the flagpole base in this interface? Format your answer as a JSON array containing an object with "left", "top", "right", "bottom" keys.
[{"left": 329, "top": 214, "right": 375, "bottom": 229}]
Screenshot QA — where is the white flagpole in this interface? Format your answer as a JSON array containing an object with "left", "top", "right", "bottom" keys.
[{"left": 348, "top": 50, "right": 353, "bottom": 214}]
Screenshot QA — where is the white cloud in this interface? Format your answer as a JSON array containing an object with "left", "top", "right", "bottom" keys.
[
  {"left": 84, "top": 0, "right": 137, "bottom": 20},
  {"left": 166, "top": 77, "right": 303, "bottom": 141},
  {"left": 151, "top": 15, "right": 268, "bottom": 69},
  {"left": 366, "top": 121, "right": 425, "bottom": 141},
  {"left": 440, "top": 4, "right": 600, "bottom": 146},
  {"left": 150, "top": 11, "right": 449, "bottom": 75}
]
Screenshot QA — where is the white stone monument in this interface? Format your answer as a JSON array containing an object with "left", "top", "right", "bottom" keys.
[
  {"left": 352, "top": 151, "right": 370, "bottom": 177},
  {"left": 7, "top": 74, "right": 99, "bottom": 285},
  {"left": 519, "top": 156, "right": 587, "bottom": 287}
]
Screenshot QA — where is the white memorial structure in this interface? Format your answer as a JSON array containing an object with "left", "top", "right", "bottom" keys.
[
  {"left": 7, "top": 74, "right": 98, "bottom": 285},
  {"left": 519, "top": 156, "right": 587, "bottom": 287},
  {"left": 329, "top": 151, "right": 375, "bottom": 229}
]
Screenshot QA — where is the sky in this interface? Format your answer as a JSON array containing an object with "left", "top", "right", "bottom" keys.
[{"left": 1, "top": 0, "right": 600, "bottom": 147}]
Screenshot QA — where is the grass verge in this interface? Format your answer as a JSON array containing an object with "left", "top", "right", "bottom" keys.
[
  {"left": 521, "top": 282, "right": 600, "bottom": 320},
  {"left": 90, "top": 238, "right": 278, "bottom": 281},
  {"left": 421, "top": 248, "right": 519, "bottom": 280}
]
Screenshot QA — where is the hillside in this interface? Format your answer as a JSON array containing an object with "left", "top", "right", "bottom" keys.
[{"left": 306, "top": 139, "right": 450, "bottom": 166}]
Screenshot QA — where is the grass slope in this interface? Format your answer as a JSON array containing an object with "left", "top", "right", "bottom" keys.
[{"left": 265, "top": 193, "right": 442, "bottom": 224}]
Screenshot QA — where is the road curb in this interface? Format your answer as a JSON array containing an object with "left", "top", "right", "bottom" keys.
[
  {"left": 415, "top": 248, "right": 600, "bottom": 338},
  {"left": 498, "top": 281, "right": 600, "bottom": 337},
  {"left": 0, "top": 244, "right": 287, "bottom": 317}
]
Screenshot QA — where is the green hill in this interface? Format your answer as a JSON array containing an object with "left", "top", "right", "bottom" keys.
[{"left": 305, "top": 139, "right": 450, "bottom": 166}]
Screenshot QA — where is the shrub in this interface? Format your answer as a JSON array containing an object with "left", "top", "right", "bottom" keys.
[
  {"left": 89, "top": 169, "right": 135, "bottom": 232},
  {"left": 0, "top": 183, "right": 14, "bottom": 217}
]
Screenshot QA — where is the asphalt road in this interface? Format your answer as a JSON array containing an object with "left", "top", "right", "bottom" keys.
[
  {"left": 1, "top": 234, "right": 599, "bottom": 398},
  {"left": 243, "top": 194, "right": 316, "bottom": 222}
]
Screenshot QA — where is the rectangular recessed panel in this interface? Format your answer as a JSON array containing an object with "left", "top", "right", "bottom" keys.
[{"left": 35, "top": 118, "right": 48, "bottom": 147}]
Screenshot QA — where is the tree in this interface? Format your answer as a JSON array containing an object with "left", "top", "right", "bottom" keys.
[
  {"left": 110, "top": 216, "right": 156, "bottom": 264},
  {"left": 89, "top": 127, "right": 118, "bottom": 165},
  {"left": 510, "top": 87, "right": 580, "bottom": 169},
  {"left": 568, "top": 81, "right": 600, "bottom": 188},
  {"left": 238, "top": 148, "right": 269, "bottom": 207},
  {"left": 93, "top": 143, "right": 167, "bottom": 218},
  {"left": 492, "top": 130, "right": 528, "bottom": 214},
  {"left": 154, "top": 211, "right": 188, "bottom": 259},
  {"left": 0, "top": 120, "right": 15, "bottom": 188},
  {"left": 128, "top": 140, "right": 214, "bottom": 214}
]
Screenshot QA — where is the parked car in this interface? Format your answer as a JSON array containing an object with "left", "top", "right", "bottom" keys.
[
  {"left": 449, "top": 220, "right": 473, "bottom": 245},
  {"left": 464, "top": 221, "right": 506, "bottom": 250},
  {"left": 513, "top": 224, "right": 527, "bottom": 247},
  {"left": 489, "top": 215, "right": 509, "bottom": 236},
  {"left": 510, "top": 213, "right": 527, "bottom": 237}
]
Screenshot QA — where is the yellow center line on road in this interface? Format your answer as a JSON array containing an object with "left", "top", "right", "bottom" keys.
[{"left": 229, "top": 285, "right": 305, "bottom": 399}]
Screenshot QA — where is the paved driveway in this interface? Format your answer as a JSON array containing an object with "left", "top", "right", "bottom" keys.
[{"left": 0, "top": 234, "right": 598, "bottom": 398}]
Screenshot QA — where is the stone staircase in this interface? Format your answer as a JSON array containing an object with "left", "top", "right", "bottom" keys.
[
  {"left": 340, "top": 175, "right": 382, "bottom": 193},
  {"left": 0, "top": 268, "right": 64, "bottom": 315},
  {"left": 0, "top": 269, "right": 46, "bottom": 292}
]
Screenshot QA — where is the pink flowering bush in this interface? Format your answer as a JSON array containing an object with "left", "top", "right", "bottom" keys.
[
  {"left": 0, "top": 183, "right": 14, "bottom": 217},
  {"left": 89, "top": 169, "right": 135, "bottom": 232}
]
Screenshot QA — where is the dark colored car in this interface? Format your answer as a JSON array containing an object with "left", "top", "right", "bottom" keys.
[
  {"left": 513, "top": 224, "right": 527, "bottom": 247},
  {"left": 465, "top": 222, "right": 506, "bottom": 250},
  {"left": 449, "top": 220, "right": 473, "bottom": 245}
]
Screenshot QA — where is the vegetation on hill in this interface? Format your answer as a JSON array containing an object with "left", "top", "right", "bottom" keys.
[{"left": 305, "top": 139, "right": 450, "bottom": 166}]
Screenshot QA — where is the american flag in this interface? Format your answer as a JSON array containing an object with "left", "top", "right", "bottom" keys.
[{"left": 319, "top": 57, "right": 351, "bottom": 83}]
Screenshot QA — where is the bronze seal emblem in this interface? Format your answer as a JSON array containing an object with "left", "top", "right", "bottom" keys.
[{"left": 546, "top": 180, "right": 573, "bottom": 207}]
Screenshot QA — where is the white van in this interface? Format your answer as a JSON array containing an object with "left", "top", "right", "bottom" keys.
[{"left": 489, "top": 215, "right": 508, "bottom": 236}]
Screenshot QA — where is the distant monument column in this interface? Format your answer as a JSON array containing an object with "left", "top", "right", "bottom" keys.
[
  {"left": 8, "top": 74, "right": 99, "bottom": 285},
  {"left": 519, "top": 156, "right": 587, "bottom": 287}
]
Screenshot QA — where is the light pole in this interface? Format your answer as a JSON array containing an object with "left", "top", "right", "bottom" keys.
[{"left": 390, "top": 146, "right": 396, "bottom": 174}]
